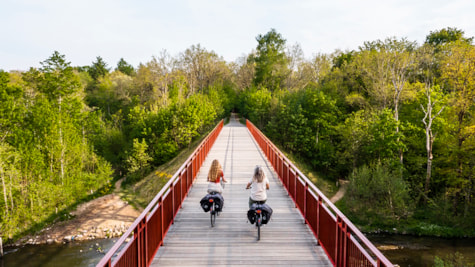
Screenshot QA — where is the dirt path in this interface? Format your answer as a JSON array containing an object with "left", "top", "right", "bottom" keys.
[
  {"left": 16, "top": 180, "right": 141, "bottom": 246},
  {"left": 330, "top": 179, "right": 349, "bottom": 203}
]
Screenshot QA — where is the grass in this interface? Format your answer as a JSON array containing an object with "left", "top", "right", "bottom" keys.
[{"left": 270, "top": 144, "right": 338, "bottom": 198}]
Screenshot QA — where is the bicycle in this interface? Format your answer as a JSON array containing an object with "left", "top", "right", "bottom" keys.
[
  {"left": 207, "top": 192, "right": 222, "bottom": 227},
  {"left": 247, "top": 201, "right": 272, "bottom": 241},
  {"left": 254, "top": 201, "right": 265, "bottom": 240}
]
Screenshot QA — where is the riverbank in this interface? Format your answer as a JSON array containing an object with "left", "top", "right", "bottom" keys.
[
  {"left": 6, "top": 129, "right": 207, "bottom": 248},
  {"left": 11, "top": 193, "right": 141, "bottom": 246}
]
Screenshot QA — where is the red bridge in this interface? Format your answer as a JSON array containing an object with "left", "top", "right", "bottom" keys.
[{"left": 97, "top": 117, "right": 393, "bottom": 267}]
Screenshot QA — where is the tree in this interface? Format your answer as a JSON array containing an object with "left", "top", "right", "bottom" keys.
[
  {"left": 24, "top": 51, "right": 82, "bottom": 184},
  {"left": 311, "top": 53, "right": 332, "bottom": 84},
  {"left": 420, "top": 84, "right": 445, "bottom": 197},
  {"left": 253, "top": 29, "right": 289, "bottom": 91},
  {"left": 116, "top": 58, "right": 135, "bottom": 76},
  {"left": 232, "top": 54, "right": 255, "bottom": 90},
  {"left": 240, "top": 87, "right": 272, "bottom": 129},
  {"left": 439, "top": 40, "right": 475, "bottom": 215},
  {"left": 358, "top": 38, "right": 417, "bottom": 164},
  {"left": 285, "top": 43, "right": 313, "bottom": 90},
  {"left": 346, "top": 161, "right": 409, "bottom": 220},
  {"left": 425, "top": 27, "right": 473, "bottom": 46},
  {"left": 337, "top": 110, "right": 371, "bottom": 172},
  {"left": 88, "top": 56, "right": 110, "bottom": 81},
  {"left": 416, "top": 45, "right": 446, "bottom": 198},
  {"left": 126, "top": 138, "right": 152, "bottom": 181},
  {"left": 0, "top": 71, "right": 25, "bottom": 143},
  {"left": 178, "top": 44, "right": 228, "bottom": 94}
]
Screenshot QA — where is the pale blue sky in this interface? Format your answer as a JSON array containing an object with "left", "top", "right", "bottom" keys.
[{"left": 1, "top": 0, "right": 474, "bottom": 71}]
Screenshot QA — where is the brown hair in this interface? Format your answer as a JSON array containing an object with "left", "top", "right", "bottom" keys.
[{"left": 208, "top": 159, "right": 222, "bottom": 182}]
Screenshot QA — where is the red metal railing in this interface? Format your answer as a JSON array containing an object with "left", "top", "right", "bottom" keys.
[
  {"left": 97, "top": 120, "right": 224, "bottom": 267},
  {"left": 246, "top": 119, "right": 393, "bottom": 267}
]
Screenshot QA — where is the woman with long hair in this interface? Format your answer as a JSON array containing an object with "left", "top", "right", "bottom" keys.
[
  {"left": 246, "top": 165, "right": 270, "bottom": 208},
  {"left": 207, "top": 159, "right": 227, "bottom": 193}
]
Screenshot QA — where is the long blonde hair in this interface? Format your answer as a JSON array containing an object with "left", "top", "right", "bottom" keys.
[
  {"left": 253, "top": 166, "right": 265, "bottom": 183},
  {"left": 208, "top": 159, "right": 222, "bottom": 182}
]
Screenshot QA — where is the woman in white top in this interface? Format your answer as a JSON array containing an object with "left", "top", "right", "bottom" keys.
[{"left": 246, "top": 166, "right": 270, "bottom": 208}]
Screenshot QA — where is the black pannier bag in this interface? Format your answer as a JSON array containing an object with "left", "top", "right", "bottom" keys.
[
  {"left": 247, "top": 203, "right": 273, "bottom": 224},
  {"left": 200, "top": 193, "right": 224, "bottom": 212}
]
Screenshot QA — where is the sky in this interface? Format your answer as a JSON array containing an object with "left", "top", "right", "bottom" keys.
[{"left": 1, "top": 0, "right": 475, "bottom": 71}]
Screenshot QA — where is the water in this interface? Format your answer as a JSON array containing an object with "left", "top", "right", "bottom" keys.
[
  {"left": 2, "top": 235, "right": 474, "bottom": 267},
  {"left": 1, "top": 238, "right": 117, "bottom": 267},
  {"left": 367, "top": 234, "right": 475, "bottom": 267}
]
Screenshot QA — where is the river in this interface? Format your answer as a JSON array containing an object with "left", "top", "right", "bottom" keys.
[
  {"left": 1, "top": 235, "right": 474, "bottom": 266},
  {"left": 367, "top": 234, "right": 475, "bottom": 266},
  {"left": 1, "top": 238, "right": 118, "bottom": 267}
]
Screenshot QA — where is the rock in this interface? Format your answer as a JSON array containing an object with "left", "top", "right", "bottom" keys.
[
  {"left": 377, "top": 245, "right": 399, "bottom": 250},
  {"left": 46, "top": 239, "right": 54, "bottom": 244},
  {"left": 63, "top": 236, "right": 72, "bottom": 242}
]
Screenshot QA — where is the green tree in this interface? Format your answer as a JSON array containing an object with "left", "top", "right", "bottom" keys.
[
  {"left": 116, "top": 58, "right": 135, "bottom": 76},
  {"left": 439, "top": 40, "right": 475, "bottom": 216},
  {"left": 425, "top": 27, "right": 473, "bottom": 46},
  {"left": 358, "top": 38, "right": 417, "bottom": 163},
  {"left": 253, "top": 29, "right": 289, "bottom": 91},
  {"left": 240, "top": 87, "right": 272, "bottom": 129},
  {"left": 0, "top": 71, "right": 25, "bottom": 142},
  {"left": 126, "top": 138, "right": 153, "bottom": 181},
  {"left": 88, "top": 56, "right": 110, "bottom": 81},
  {"left": 337, "top": 110, "right": 371, "bottom": 173},
  {"left": 346, "top": 161, "right": 410, "bottom": 221},
  {"left": 24, "top": 51, "right": 82, "bottom": 184}
]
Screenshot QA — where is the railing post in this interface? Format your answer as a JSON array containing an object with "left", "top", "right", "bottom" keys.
[
  {"left": 294, "top": 173, "right": 298, "bottom": 208},
  {"left": 335, "top": 216, "right": 340, "bottom": 267},
  {"left": 159, "top": 196, "right": 164, "bottom": 247},
  {"left": 316, "top": 195, "right": 321, "bottom": 241},
  {"left": 135, "top": 217, "right": 147, "bottom": 267},
  {"left": 170, "top": 183, "right": 175, "bottom": 225},
  {"left": 304, "top": 181, "right": 308, "bottom": 224},
  {"left": 335, "top": 216, "right": 349, "bottom": 267}
]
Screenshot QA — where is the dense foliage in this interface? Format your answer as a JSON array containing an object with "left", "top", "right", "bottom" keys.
[
  {"left": 237, "top": 28, "right": 475, "bottom": 236},
  {"left": 1, "top": 27, "right": 474, "bottom": 241},
  {"left": 0, "top": 47, "right": 234, "bottom": 241}
]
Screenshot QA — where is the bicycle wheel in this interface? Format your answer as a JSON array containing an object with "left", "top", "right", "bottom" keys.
[
  {"left": 210, "top": 203, "right": 216, "bottom": 227},
  {"left": 256, "top": 213, "right": 262, "bottom": 241}
]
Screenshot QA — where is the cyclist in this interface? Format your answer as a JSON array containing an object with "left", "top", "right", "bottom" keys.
[
  {"left": 207, "top": 159, "right": 227, "bottom": 194},
  {"left": 245, "top": 166, "right": 270, "bottom": 208}
]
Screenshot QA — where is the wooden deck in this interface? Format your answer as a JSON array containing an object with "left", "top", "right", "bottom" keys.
[{"left": 151, "top": 117, "right": 332, "bottom": 266}]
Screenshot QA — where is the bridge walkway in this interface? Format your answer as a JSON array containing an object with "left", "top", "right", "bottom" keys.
[{"left": 150, "top": 117, "right": 332, "bottom": 266}]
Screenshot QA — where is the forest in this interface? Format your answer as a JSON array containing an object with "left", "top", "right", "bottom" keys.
[{"left": 1, "top": 27, "right": 474, "bottom": 241}]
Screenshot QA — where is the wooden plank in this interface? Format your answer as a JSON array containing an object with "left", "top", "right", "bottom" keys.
[{"left": 150, "top": 119, "right": 332, "bottom": 266}]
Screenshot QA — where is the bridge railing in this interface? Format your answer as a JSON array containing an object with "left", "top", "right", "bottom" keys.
[
  {"left": 97, "top": 120, "right": 224, "bottom": 267},
  {"left": 246, "top": 119, "right": 393, "bottom": 267}
]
